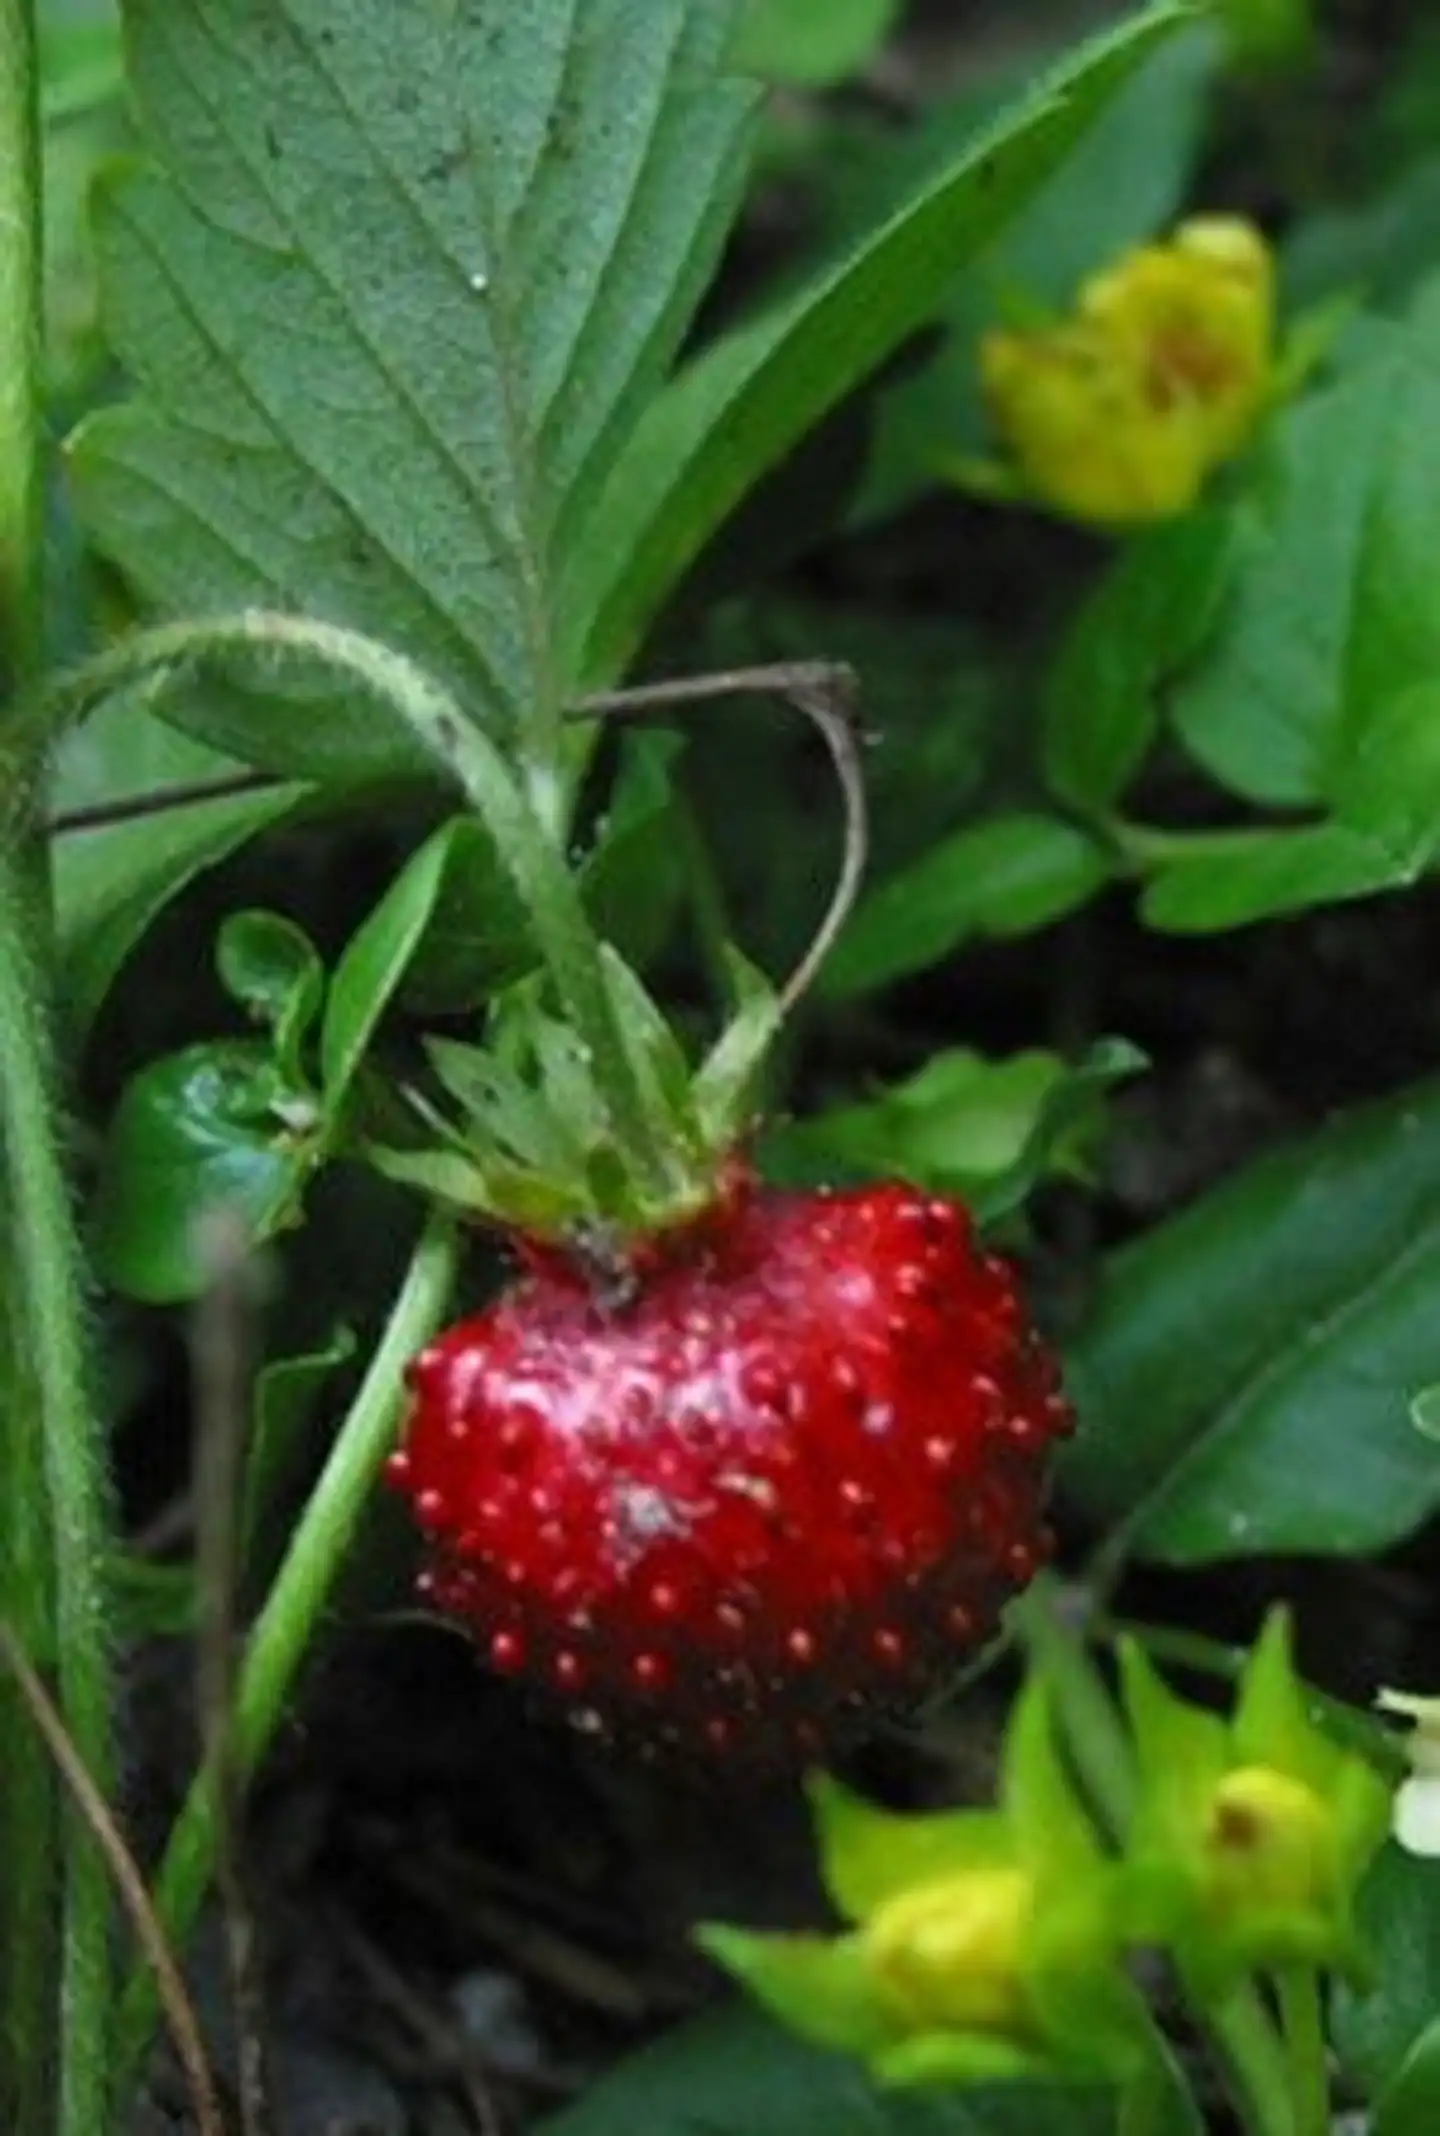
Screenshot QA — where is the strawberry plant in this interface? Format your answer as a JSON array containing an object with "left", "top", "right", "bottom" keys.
[{"left": 9, "top": 1, "right": 1440, "bottom": 2132}]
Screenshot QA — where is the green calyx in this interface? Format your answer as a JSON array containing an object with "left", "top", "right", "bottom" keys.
[
  {"left": 360, "top": 941, "right": 783, "bottom": 1240},
  {"left": 700, "top": 1677, "right": 1149, "bottom": 2092},
  {"left": 96, "top": 845, "right": 786, "bottom": 1303},
  {"left": 704, "top": 1611, "right": 1396, "bottom": 2113},
  {"left": 1118, "top": 1607, "right": 1393, "bottom": 1999}
]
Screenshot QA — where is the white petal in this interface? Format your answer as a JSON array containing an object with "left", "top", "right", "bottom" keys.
[{"left": 1394, "top": 1778, "right": 1440, "bottom": 1857}]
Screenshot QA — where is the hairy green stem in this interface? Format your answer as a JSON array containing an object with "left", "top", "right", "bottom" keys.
[
  {"left": 0, "top": 0, "right": 42, "bottom": 698},
  {"left": 1, "top": 12, "right": 115, "bottom": 2131},
  {"left": 0, "top": 865, "right": 115, "bottom": 2136},
  {"left": 113, "top": 1211, "right": 459, "bottom": 2099}
]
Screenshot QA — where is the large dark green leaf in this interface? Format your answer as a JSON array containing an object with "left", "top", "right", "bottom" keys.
[
  {"left": 71, "top": 0, "right": 758, "bottom": 760},
  {"left": 1061, "top": 1081, "right": 1440, "bottom": 1563},
  {"left": 568, "top": 3, "right": 1195, "bottom": 683},
  {"left": 537, "top": 2003, "right": 1114, "bottom": 2136}
]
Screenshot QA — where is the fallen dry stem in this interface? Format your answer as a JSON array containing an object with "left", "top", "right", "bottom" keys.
[{"left": 0, "top": 1620, "right": 227, "bottom": 2136}]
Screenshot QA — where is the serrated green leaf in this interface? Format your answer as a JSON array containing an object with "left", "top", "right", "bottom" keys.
[
  {"left": 95, "top": 1040, "right": 326, "bottom": 1303},
  {"left": 569, "top": 2, "right": 1195, "bottom": 683},
  {"left": 72, "top": 0, "right": 758, "bottom": 752},
  {"left": 821, "top": 813, "right": 1112, "bottom": 1000},
  {"left": 1060, "top": 1078, "right": 1440, "bottom": 1564},
  {"left": 50, "top": 693, "right": 310, "bottom": 1031},
  {"left": 764, "top": 1040, "right": 1144, "bottom": 1218},
  {"left": 971, "top": 1038, "right": 1146, "bottom": 1226}
]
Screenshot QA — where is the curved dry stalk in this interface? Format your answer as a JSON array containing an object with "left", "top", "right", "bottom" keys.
[
  {"left": 0, "top": 1622, "right": 227, "bottom": 2136},
  {"left": 572, "top": 659, "right": 869, "bottom": 1014}
]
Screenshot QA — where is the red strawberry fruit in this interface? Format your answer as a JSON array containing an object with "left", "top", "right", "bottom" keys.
[{"left": 386, "top": 1172, "right": 1070, "bottom": 1760}]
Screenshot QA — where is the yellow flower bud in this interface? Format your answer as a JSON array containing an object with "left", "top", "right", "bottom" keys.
[
  {"left": 864, "top": 1867, "right": 1035, "bottom": 2038},
  {"left": 1202, "top": 1764, "right": 1339, "bottom": 1920},
  {"left": 981, "top": 216, "right": 1275, "bottom": 528}
]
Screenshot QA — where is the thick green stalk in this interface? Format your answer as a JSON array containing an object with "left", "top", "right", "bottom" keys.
[
  {"left": 0, "top": 0, "right": 42, "bottom": 702},
  {"left": 1, "top": 11, "right": 114, "bottom": 2132},
  {"left": 1013, "top": 1581, "right": 1298, "bottom": 2136},
  {"left": 113, "top": 1212, "right": 459, "bottom": 2100},
  {"left": 0, "top": 861, "right": 116, "bottom": 2136},
  {"left": 1213, "top": 1985, "right": 1299, "bottom": 2136},
  {"left": 1275, "top": 1969, "right": 1329, "bottom": 2136}
]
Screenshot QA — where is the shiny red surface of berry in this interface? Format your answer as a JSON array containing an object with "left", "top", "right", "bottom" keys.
[{"left": 386, "top": 1176, "right": 1071, "bottom": 1759}]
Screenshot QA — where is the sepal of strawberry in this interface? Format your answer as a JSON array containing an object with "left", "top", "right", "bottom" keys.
[
  {"left": 360, "top": 945, "right": 781, "bottom": 1240},
  {"left": 699, "top": 1676, "right": 1147, "bottom": 2088}
]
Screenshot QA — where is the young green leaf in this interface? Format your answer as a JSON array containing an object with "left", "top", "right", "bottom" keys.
[
  {"left": 217, "top": 910, "right": 325, "bottom": 1079},
  {"left": 820, "top": 812, "right": 1111, "bottom": 1000},
  {"left": 322, "top": 816, "right": 529, "bottom": 1103},
  {"left": 95, "top": 1041, "right": 326, "bottom": 1302},
  {"left": 1061, "top": 1077, "right": 1440, "bottom": 1564},
  {"left": 71, "top": 0, "right": 758, "bottom": 759},
  {"left": 1044, "top": 511, "right": 1235, "bottom": 818}
]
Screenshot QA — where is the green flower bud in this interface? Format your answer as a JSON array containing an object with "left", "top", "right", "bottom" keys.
[
  {"left": 700, "top": 1677, "right": 1147, "bottom": 2091},
  {"left": 865, "top": 1867, "right": 1035, "bottom": 2039},
  {"left": 1121, "top": 1610, "right": 1392, "bottom": 1998}
]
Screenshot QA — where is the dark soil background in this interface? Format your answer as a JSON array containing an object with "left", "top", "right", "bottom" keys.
[{"left": 111, "top": 3, "right": 1440, "bottom": 2129}]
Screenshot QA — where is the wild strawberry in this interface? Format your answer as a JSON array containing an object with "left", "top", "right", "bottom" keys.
[{"left": 386, "top": 1174, "right": 1070, "bottom": 1760}]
